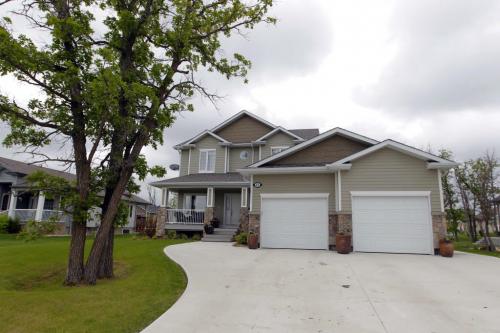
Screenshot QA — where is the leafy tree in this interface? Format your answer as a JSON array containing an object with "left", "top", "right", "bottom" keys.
[
  {"left": 438, "top": 149, "right": 464, "bottom": 240},
  {"left": 0, "top": 0, "right": 275, "bottom": 284}
]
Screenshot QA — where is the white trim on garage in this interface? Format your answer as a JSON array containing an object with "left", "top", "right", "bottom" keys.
[
  {"left": 260, "top": 193, "right": 329, "bottom": 250},
  {"left": 351, "top": 191, "right": 434, "bottom": 255}
]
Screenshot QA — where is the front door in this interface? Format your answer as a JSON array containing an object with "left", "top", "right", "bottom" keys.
[{"left": 223, "top": 193, "right": 240, "bottom": 227}]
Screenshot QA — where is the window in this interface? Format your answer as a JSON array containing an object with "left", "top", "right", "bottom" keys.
[
  {"left": 199, "top": 149, "right": 216, "bottom": 173},
  {"left": 271, "top": 146, "right": 289, "bottom": 155},
  {"left": 43, "top": 199, "right": 54, "bottom": 210},
  {"left": 129, "top": 205, "right": 133, "bottom": 217},
  {"left": 239, "top": 150, "right": 249, "bottom": 160},
  {"left": 184, "top": 194, "right": 207, "bottom": 210}
]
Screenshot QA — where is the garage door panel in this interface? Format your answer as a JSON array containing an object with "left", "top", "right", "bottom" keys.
[
  {"left": 261, "top": 196, "right": 328, "bottom": 250},
  {"left": 352, "top": 195, "right": 433, "bottom": 254}
]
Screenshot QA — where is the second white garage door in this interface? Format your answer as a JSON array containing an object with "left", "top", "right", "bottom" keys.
[
  {"left": 352, "top": 192, "right": 433, "bottom": 254},
  {"left": 260, "top": 194, "right": 329, "bottom": 250}
]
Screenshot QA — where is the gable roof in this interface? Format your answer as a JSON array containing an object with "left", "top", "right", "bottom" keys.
[
  {"left": 327, "top": 139, "right": 458, "bottom": 169},
  {"left": 210, "top": 110, "right": 276, "bottom": 133},
  {"left": 0, "top": 156, "right": 149, "bottom": 204},
  {"left": 174, "top": 130, "right": 229, "bottom": 149},
  {"left": 289, "top": 129, "right": 319, "bottom": 140},
  {"left": 255, "top": 126, "right": 305, "bottom": 142},
  {"left": 0, "top": 156, "right": 75, "bottom": 181},
  {"left": 248, "top": 127, "right": 379, "bottom": 168}
]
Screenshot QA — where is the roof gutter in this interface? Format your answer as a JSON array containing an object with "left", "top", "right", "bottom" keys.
[{"left": 427, "top": 162, "right": 459, "bottom": 169}]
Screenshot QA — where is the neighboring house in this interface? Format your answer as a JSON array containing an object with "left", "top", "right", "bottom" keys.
[
  {"left": 0, "top": 156, "right": 149, "bottom": 234},
  {"left": 152, "top": 110, "right": 457, "bottom": 254}
]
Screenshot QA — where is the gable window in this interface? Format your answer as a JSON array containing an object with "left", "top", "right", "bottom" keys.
[
  {"left": 199, "top": 149, "right": 216, "bottom": 173},
  {"left": 271, "top": 146, "right": 289, "bottom": 155}
]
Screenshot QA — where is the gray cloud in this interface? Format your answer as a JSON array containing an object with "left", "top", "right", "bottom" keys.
[{"left": 355, "top": 0, "right": 500, "bottom": 114}]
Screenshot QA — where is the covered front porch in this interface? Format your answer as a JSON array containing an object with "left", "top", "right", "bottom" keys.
[
  {"left": 151, "top": 173, "right": 250, "bottom": 233},
  {"left": 0, "top": 185, "right": 70, "bottom": 224}
]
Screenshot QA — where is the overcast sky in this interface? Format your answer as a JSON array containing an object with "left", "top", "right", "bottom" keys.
[{"left": 2, "top": 0, "right": 500, "bottom": 200}]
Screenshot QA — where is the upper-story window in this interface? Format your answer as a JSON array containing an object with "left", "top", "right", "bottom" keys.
[
  {"left": 271, "top": 146, "right": 289, "bottom": 155},
  {"left": 199, "top": 149, "right": 216, "bottom": 173}
]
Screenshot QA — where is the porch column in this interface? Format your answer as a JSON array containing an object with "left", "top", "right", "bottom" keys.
[
  {"left": 7, "top": 190, "right": 17, "bottom": 218},
  {"left": 161, "top": 188, "right": 169, "bottom": 207},
  {"left": 35, "top": 191, "right": 45, "bottom": 222}
]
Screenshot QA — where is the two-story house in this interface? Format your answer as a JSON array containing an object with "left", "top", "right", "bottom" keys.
[
  {"left": 151, "top": 110, "right": 318, "bottom": 237},
  {"left": 153, "top": 110, "right": 458, "bottom": 255}
]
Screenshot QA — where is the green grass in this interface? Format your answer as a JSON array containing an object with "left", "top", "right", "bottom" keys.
[
  {"left": 0, "top": 234, "right": 189, "bottom": 333},
  {"left": 454, "top": 234, "right": 500, "bottom": 259}
]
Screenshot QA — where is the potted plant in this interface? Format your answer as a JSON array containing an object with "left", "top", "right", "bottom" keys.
[
  {"left": 204, "top": 223, "right": 214, "bottom": 235},
  {"left": 336, "top": 232, "right": 351, "bottom": 254},
  {"left": 439, "top": 238, "right": 454, "bottom": 257},
  {"left": 248, "top": 232, "right": 259, "bottom": 249},
  {"left": 210, "top": 217, "right": 220, "bottom": 229}
]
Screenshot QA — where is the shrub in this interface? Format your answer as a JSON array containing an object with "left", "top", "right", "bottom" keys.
[
  {"left": 7, "top": 217, "right": 21, "bottom": 234},
  {"left": 166, "top": 230, "right": 177, "bottom": 239},
  {"left": 234, "top": 232, "right": 248, "bottom": 245},
  {"left": 18, "top": 220, "right": 58, "bottom": 241},
  {"left": 0, "top": 215, "right": 8, "bottom": 233},
  {"left": 179, "top": 233, "right": 188, "bottom": 240},
  {"left": 0, "top": 215, "right": 21, "bottom": 234},
  {"left": 192, "top": 233, "right": 201, "bottom": 241}
]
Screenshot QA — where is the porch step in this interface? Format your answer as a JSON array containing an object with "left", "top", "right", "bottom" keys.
[{"left": 202, "top": 227, "right": 237, "bottom": 242}]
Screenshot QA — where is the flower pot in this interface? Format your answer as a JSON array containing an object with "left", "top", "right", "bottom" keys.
[
  {"left": 210, "top": 217, "right": 220, "bottom": 229},
  {"left": 248, "top": 233, "right": 259, "bottom": 249},
  {"left": 336, "top": 233, "right": 351, "bottom": 254},
  {"left": 439, "top": 240, "right": 454, "bottom": 257},
  {"left": 204, "top": 224, "right": 214, "bottom": 235}
]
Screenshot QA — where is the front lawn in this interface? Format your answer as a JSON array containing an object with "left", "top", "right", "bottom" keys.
[
  {"left": 454, "top": 234, "right": 500, "bottom": 258},
  {"left": 0, "top": 234, "right": 189, "bottom": 333}
]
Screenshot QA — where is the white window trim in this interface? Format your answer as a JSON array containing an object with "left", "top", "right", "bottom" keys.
[
  {"left": 224, "top": 146, "right": 229, "bottom": 173},
  {"left": 199, "top": 149, "right": 216, "bottom": 173},
  {"left": 249, "top": 175, "right": 254, "bottom": 212},
  {"left": 270, "top": 146, "right": 289, "bottom": 155},
  {"left": 187, "top": 148, "right": 192, "bottom": 175},
  {"left": 207, "top": 188, "right": 214, "bottom": 207},
  {"left": 241, "top": 188, "right": 248, "bottom": 208}
]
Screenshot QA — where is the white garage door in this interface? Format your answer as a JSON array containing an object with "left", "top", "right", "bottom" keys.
[
  {"left": 261, "top": 194, "right": 329, "bottom": 250},
  {"left": 352, "top": 192, "right": 433, "bottom": 254}
]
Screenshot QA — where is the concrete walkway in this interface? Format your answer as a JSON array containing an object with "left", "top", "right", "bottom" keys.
[{"left": 142, "top": 242, "right": 500, "bottom": 333}]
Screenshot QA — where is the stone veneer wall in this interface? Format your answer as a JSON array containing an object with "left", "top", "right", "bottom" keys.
[
  {"left": 432, "top": 213, "right": 447, "bottom": 248},
  {"left": 155, "top": 207, "right": 167, "bottom": 237},
  {"left": 248, "top": 213, "right": 260, "bottom": 236},
  {"left": 204, "top": 207, "right": 215, "bottom": 225},
  {"left": 237, "top": 207, "right": 249, "bottom": 234}
]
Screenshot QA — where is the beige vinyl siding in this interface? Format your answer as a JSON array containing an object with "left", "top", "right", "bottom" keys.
[
  {"left": 251, "top": 173, "right": 335, "bottom": 213},
  {"left": 341, "top": 148, "right": 441, "bottom": 212},
  {"left": 214, "top": 114, "right": 273, "bottom": 143},
  {"left": 260, "top": 132, "right": 296, "bottom": 160},
  {"left": 270, "top": 135, "right": 370, "bottom": 166},
  {"left": 228, "top": 147, "right": 253, "bottom": 172},
  {"left": 179, "top": 149, "right": 190, "bottom": 176},
  {"left": 188, "top": 135, "right": 225, "bottom": 174}
]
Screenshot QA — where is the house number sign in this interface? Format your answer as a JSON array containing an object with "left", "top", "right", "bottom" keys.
[{"left": 253, "top": 182, "right": 262, "bottom": 188}]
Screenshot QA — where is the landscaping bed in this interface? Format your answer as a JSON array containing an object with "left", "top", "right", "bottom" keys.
[{"left": 0, "top": 234, "right": 189, "bottom": 333}]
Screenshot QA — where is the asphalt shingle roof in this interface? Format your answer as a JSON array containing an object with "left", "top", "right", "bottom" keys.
[
  {"left": 151, "top": 173, "right": 248, "bottom": 186},
  {"left": 289, "top": 129, "right": 320, "bottom": 140}
]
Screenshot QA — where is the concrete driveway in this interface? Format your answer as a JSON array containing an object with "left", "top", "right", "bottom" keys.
[{"left": 143, "top": 242, "right": 500, "bottom": 333}]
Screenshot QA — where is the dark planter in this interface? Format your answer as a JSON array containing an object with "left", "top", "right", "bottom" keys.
[
  {"left": 210, "top": 217, "right": 220, "bottom": 229},
  {"left": 439, "top": 240, "right": 454, "bottom": 257},
  {"left": 248, "top": 233, "right": 259, "bottom": 249},
  {"left": 336, "top": 233, "right": 351, "bottom": 254},
  {"left": 204, "top": 224, "right": 214, "bottom": 235}
]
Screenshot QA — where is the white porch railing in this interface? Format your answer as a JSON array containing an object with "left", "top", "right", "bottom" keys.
[
  {"left": 166, "top": 209, "right": 204, "bottom": 224},
  {"left": 10, "top": 209, "right": 70, "bottom": 223},
  {"left": 14, "top": 209, "right": 36, "bottom": 222}
]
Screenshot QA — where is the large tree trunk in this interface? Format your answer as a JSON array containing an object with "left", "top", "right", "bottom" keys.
[
  {"left": 98, "top": 225, "right": 114, "bottom": 279},
  {"left": 64, "top": 221, "right": 86, "bottom": 285}
]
